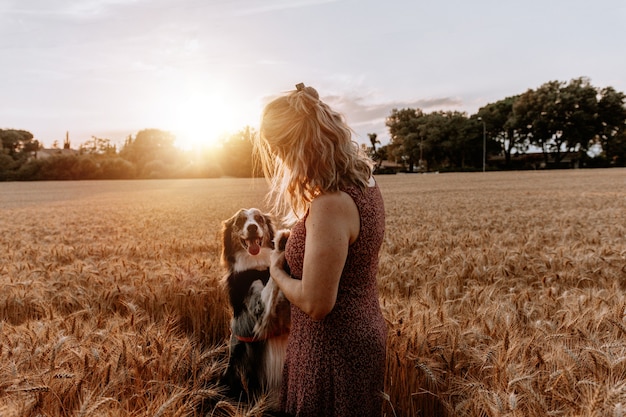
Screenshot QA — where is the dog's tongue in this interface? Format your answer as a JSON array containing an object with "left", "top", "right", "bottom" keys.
[{"left": 248, "top": 241, "right": 261, "bottom": 256}]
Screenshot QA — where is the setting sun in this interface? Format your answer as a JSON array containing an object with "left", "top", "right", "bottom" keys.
[{"left": 170, "top": 92, "right": 241, "bottom": 150}]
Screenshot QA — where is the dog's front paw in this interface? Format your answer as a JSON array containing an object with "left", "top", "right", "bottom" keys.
[
  {"left": 274, "top": 229, "right": 290, "bottom": 252},
  {"left": 272, "top": 229, "right": 291, "bottom": 276}
]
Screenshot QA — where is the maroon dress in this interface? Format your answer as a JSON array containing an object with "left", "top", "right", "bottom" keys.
[{"left": 280, "top": 182, "right": 387, "bottom": 417}]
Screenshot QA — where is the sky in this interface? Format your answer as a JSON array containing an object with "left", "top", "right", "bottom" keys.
[{"left": 1, "top": 0, "right": 625, "bottom": 150}]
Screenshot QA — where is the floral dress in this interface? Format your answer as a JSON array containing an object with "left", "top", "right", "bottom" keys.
[{"left": 280, "top": 182, "right": 387, "bottom": 417}]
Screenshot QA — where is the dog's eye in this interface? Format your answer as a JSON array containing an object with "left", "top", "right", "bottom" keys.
[
  {"left": 235, "top": 217, "right": 247, "bottom": 228},
  {"left": 254, "top": 214, "right": 265, "bottom": 224}
]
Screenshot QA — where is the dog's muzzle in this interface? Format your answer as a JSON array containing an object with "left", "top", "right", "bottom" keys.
[{"left": 241, "top": 237, "right": 263, "bottom": 256}]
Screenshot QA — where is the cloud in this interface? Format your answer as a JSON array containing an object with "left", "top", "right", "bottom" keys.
[
  {"left": 328, "top": 94, "right": 463, "bottom": 123},
  {"left": 2, "top": 0, "right": 143, "bottom": 19},
  {"left": 322, "top": 93, "right": 464, "bottom": 144},
  {"left": 232, "top": 0, "right": 340, "bottom": 16}
]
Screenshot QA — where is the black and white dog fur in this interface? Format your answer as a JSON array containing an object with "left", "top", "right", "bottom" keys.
[{"left": 220, "top": 208, "right": 290, "bottom": 406}]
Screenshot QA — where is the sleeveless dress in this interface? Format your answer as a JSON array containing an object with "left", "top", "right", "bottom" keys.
[{"left": 280, "top": 182, "right": 387, "bottom": 417}]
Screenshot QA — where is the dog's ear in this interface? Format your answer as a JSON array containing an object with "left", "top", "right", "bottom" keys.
[
  {"left": 220, "top": 220, "right": 233, "bottom": 268},
  {"left": 221, "top": 210, "right": 242, "bottom": 268}
]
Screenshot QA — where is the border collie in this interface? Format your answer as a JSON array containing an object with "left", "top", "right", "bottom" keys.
[{"left": 220, "top": 208, "right": 290, "bottom": 406}]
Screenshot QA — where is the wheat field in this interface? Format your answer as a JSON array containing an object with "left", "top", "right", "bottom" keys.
[{"left": 1, "top": 169, "right": 625, "bottom": 417}]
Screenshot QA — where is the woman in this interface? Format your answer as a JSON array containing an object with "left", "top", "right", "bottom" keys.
[{"left": 255, "top": 83, "right": 387, "bottom": 417}]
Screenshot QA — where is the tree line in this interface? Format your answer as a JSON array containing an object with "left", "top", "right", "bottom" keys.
[
  {"left": 0, "top": 127, "right": 259, "bottom": 181},
  {"left": 2, "top": 76, "right": 625, "bottom": 181},
  {"left": 379, "top": 77, "right": 626, "bottom": 172}
]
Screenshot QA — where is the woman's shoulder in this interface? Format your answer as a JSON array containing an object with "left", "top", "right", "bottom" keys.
[
  {"left": 309, "top": 190, "right": 360, "bottom": 243},
  {"left": 310, "top": 190, "right": 355, "bottom": 213}
]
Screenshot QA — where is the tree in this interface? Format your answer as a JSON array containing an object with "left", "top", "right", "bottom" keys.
[
  {"left": 220, "top": 126, "right": 256, "bottom": 177},
  {"left": 368, "top": 133, "right": 378, "bottom": 156},
  {"left": 368, "top": 133, "right": 379, "bottom": 150},
  {"left": 514, "top": 78, "right": 599, "bottom": 167},
  {"left": 516, "top": 81, "right": 560, "bottom": 165},
  {"left": 0, "top": 129, "right": 39, "bottom": 159},
  {"left": 478, "top": 96, "right": 527, "bottom": 169},
  {"left": 434, "top": 111, "right": 474, "bottom": 170},
  {"left": 417, "top": 112, "right": 446, "bottom": 170},
  {"left": 63, "top": 132, "right": 71, "bottom": 150},
  {"left": 411, "top": 111, "right": 479, "bottom": 171},
  {"left": 596, "top": 87, "right": 626, "bottom": 166},
  {"left": 119, "top": 129, "right": 179, "bottom": 177},
  {"left": 558, "top": 77, "right": 598, "bottom": 155},
  {"left": 37, "top": 154, "right": 80, "bottom": 180},
  {"left": 367, "top": 133, "right": 383, "bottom": 170},
  {"left": 610, "top": 131, "right": 626, "bottom": 166},
  {"left": 373, "top": 144, "right": 389, "bottom": 167},
  {"left": 80, "top": 136, "right": 117, "bottom": 155},
  {"left": 0, "top": 153, "right": 16, "bottom": 180},
  {"left": 98, "top": 157, "right": 136, "bottom": 179},
  {"left": 386, "top": 109, "right": 483, "bottom": 171},
  {"left": 386, "top": 108, "right": 425, "bottom": 171}
]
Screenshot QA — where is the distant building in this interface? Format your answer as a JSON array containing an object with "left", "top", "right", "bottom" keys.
[
  {"left": 490, "top": 151, "right": 583, "bottom": 170},
  {"left": 33, "top": 131, "right": 80, "bottom": 159},
  {"left": 374, "top": 159, "right": 403, "bottom": 174},
  {"left": 34, "top": 148, "right": 80, "bottom": 160}
]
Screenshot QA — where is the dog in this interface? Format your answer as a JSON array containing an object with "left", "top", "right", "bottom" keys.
[{"left": 220, "top": 208, "right": 290, "bottom": 406}]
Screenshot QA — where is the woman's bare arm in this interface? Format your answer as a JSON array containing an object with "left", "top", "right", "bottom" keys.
[{"left": 270, "top": 191, "right": 359, "bottom": 320}]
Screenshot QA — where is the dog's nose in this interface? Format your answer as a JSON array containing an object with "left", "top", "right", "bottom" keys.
[{"left": 247, "top": 224, "right": 258, "bottom": 233}]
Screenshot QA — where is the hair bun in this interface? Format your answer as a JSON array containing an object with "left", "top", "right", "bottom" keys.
[
  {"left": 303, "top": 86, "right": 319, "bottom": 100},
  {"left": 295, "top": 83, "right": 320, "bottom": 100}
]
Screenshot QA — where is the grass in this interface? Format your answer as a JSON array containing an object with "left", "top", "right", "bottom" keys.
[{"left": 0, "top": 170, "right": 625, "bottom": 416}]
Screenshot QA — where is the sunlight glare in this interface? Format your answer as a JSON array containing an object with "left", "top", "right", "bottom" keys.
[{"left": 172, "top": 93, "right": 236, "bottom": 150}]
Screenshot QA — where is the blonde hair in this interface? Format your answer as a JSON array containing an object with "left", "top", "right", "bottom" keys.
[{"left": 255, "top": 84, "right": 373, "bottom": 221}]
